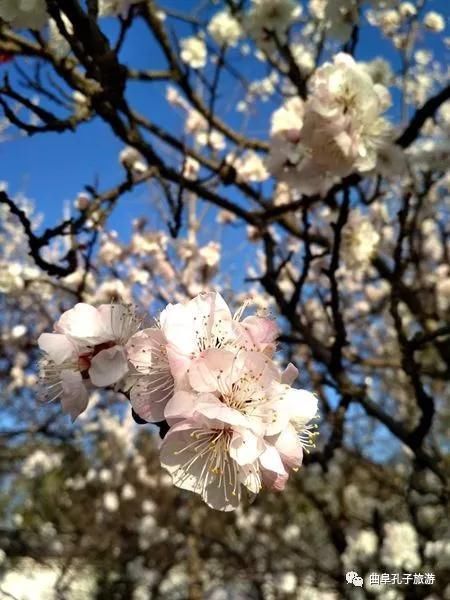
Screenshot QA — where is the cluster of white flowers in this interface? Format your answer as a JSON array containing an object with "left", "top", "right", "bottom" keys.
[
  {"left": 269, "top": 53, "right": 392, "bottom": 195},
  {"left": 119, "top": 146, "right": 147, "bottom": 175},
  {"left": 341, "top": 212, "right": 381, "bottom": 271},
  {"left": 246, "top": 0, "right": 302, "bottom": 46},
  {"left": 0, "top": 262, "right": 24, "bottom": 293},
  {"left": 381, "top": 521, "right": 421, "bottom": 571},
  {"left": 0, "top": 0, "right": 48, "bottom": 30},
  {"left": 98, "top": 0, "right": 141, "bottom": 18},
  {"left": 343, "top": 529, "right": 378, "bottom": 569},
  {"left": 226, "top": 151, "right": 269, "bottom": 183},
  {"left": 207, "top": 11, "right": 242, "bottom": 47},
  {"left": 423, "top": 11, "right": 445, "bottom": 33},
  {"left": 38, "top": 292, "right": 318, "bottom": 511},
  {"left": 167, "top": 86, "right": 225, "bottom": 150},
  {"left": 22, "top": 449, "right": 62, "bottom": 478},
  {"left": 180, "top": 36, "right": 207, "bottom": 70},
  {"left": 0, "top": 0, "right": 141, "bottom": 30}
]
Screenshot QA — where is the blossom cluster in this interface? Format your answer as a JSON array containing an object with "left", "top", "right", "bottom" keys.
[
  {"left": 269, "top": 52, "right": 393, "bottom": 195},
  {"left": 38, "top": 292, "right": 318, "bottom": 511},
  {"left": 0, "top": 0, "right": 140, "bottom": 30}
]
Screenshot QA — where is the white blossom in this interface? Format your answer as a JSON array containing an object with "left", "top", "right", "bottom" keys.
[
  {"left": 180, "top": 37, "right": 207, "bottom": 69},
  {"left": 207, "top": 11, "right": 242, "bottom": 47},
  {"left": 423, "top": 11, "right": 445, "bottom": 33}
]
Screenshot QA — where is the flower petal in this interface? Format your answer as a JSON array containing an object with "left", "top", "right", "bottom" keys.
[
  {"left": 97, "top": 303, "right": 138, "bottom": 343},
  {"left": 164, "top": 390, "right": 197, "bottom": 424},
  {"left": 188, "top": 348, "right": 237, "bottom": 393},
  {"left": 274, "top": 424, "right": 303, "bottom": 469},
  {"left": 284, "top": 388, "right": 318, "bottom": 429},
  {"left": 259, "top": 444, "right": 287, "bottom": 476},
  {"left": 240, "top": 315, "right": 279, "bottom": 349},
  {"left": 60, "top": 370, "right": 89, "bottom": 421},
  {"left": 160, "top": 419, "right": 240, "bottom": 511},
  {"left": 55, "top": 303, "right": 110, "bottom": 345},
  {"left": 281, "top": 362, "right": 299, "bottom": 386},
  {"left": 130, "top": 371, "right": 175, "bottom": 423},
  {"left": 126, "top": 327, "right": 167, "bottom": 373},
  {"left": 38, "top": 333, "right": 76, "bottom": 365},
  {"left": 229, "top": 428, "right": 264, "bottom": 466},
  {"left": 89, "top": 345, "right": 129, "bottom": 387}
]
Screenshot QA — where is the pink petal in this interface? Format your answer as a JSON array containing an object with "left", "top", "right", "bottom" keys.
[
  {"left": 126, "top": 327, "right": 166, "bottom": 372},
  {"left": 130, "top": 370, "right": 174, "bottom": 423},
  {"left": 164, "top": 390, "right": 197, "bottom": 424},
  {"left": 194, "top": 394, "right": 250, "bottom": 429},
  {"left": 274, "top": 425, "right": 303, "bottom": 469},
  {"left": 240, "top": 350, "right": 280, "bottom": 388},
  {"left": 281, "top": 362, "right": 299, "bottom": 385},
  {"left": 166, "top": 344, "right": 192, "bottom": 380},
  {"left": 261, "top": 469, "right": 289, "bottom": 491},
  {"left": 241, "top": 315, "right": 279, "bottom": 348},
  {"left": 187, "top": 348, "right": 237, "bottom": 393}
]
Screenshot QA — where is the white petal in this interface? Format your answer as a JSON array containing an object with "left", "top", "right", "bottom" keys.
[
  {"left": 97, "top": 303, "right": 138, "bottom": 343},
  {"left": 274, "top": 424, "right": 303, "bottom": 469},
  {"left": 195, "top": 394, "right": 250, "bottom": 429},
  {"left": 60, "top": 370, "right": 89, "bottom": 421},
  {"left": 130, "top": 371, "right": 174, "bottom": 422},
  {"left": 164, "top": 390, "right": 197, "bottom": 423},
  {"left": 160, "top": 303, "right": 197, "bottom": 354},
  {"left": 55, "top": 303, "right": 110, "bottom": 345},
  {"left": 126, "top": 327, "right": 167, "bottom": 372},
  {"left": 160, "top": 421, "right": 241, "bottom": 511},
  {"left": 259, "top": 444, "right": 287, "bottom": 476},
  {"left": 285, "top": 388, "right": 318, "bottom": 428},
  {"left": 38, "top": 333, "right": 76, "bottom": 364},
  {"left": 229, "top": 428, "right": 264, "bottom": 466},
  {"left": 89, "top": 345, "right": 129, "bottom": 387}
]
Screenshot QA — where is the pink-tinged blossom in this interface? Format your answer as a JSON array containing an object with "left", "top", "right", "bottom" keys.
[
  {"left": 160, "top": 291, "right": 278, "bottom": 384},
  {"left": 125, "top": 293, "right": 278, "bottom": 422},
  {"left": 38, "top": 336, "right": 89, "bottom": 421},
  {"left": 268, "top": 53, "right": 392, "bottom": 195},
  {"left": 36, "top": 293, "right": 318, "bottom": 509},
  {"left": 162, "top": 349, "right": 318, "bottom": 509},
  {"left": 126, "top": 328, "right": 174, "bottom": 423},
  {"left": 160, "top": 415, "right": 268, "bottom": 511},
  {"left": 38, "top": 303, "right": 139, "bottom": 419}
]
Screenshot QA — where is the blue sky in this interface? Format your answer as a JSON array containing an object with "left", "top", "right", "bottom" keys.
[{"left": 0, "top": 0, "right": 448, "bottom": 244}]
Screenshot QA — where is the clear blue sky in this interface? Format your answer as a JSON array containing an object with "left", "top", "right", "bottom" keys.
[{"left": 0, "top": 0, "right": 448, "bottom": 242}]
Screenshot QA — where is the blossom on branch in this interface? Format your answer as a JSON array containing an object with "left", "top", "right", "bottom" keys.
[
  {"left": 37, "top": 292, "right": 318, "bottom": 510},
  {"left": 38, "top": 303, "right": 140, "bottom": 419},
  {"left": 269, "top": 53, "right": 392, "bottom": 195},
  {"left": 0, "top": 0, "right": 48, "bottom": 30}
]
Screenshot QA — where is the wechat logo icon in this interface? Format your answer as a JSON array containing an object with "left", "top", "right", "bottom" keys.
[{"left": 346, "top": 571, "right": 364, "bottom": 587}]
